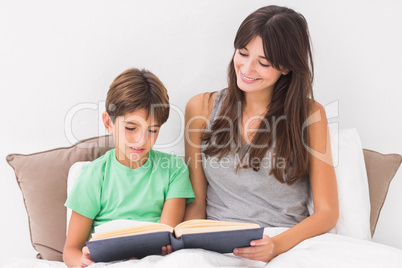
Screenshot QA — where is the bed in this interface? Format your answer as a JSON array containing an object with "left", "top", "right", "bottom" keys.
[{"left": 5, "top": 128, "right": 402, "bottom": 267}]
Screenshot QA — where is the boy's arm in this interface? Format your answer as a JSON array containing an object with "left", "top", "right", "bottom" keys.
[
  {"left": 159, "top": 198, "right": 186, "bottom": 227},
  {"left": 63, "top": 211, "right": 94, "bottom": 267},
  {"left": 159, "top": 198, "right": 186, "bottom": 255}
]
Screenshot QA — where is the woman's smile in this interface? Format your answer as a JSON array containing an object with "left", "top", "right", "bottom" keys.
[{"left": 239, "top": 70, "right": 261, "bottom": 84}]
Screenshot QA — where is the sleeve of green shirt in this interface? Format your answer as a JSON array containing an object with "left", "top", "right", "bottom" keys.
[
  {"left": 166, "top": 155, "right": 195, "bottom": 203},
  {"left": 65, "top": 162, "right": 104, "bottom": 219}
]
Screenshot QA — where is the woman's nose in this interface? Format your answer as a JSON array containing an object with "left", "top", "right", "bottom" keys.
[{"left": 241, "top": 58, "right": 255, "bottom": 75}]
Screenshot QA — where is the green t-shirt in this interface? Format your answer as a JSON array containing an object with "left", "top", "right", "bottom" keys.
[{"left": 65, "top": 149, "right": 195, "bottom": 227}]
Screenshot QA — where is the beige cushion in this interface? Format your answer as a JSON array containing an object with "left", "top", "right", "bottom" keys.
[
  {"left": 363, "top": 149, "right": 402, "bottom": 237},
  {"left": 6, "top": 136, "right": 114, "bottom": 261}
]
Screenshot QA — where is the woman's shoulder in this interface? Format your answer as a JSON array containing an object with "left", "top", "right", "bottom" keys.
[
  {"left": 308, "top": 100, "right": 328, "bottom": 123},
  {"left": 306, "top": 100, "right": 329, "bottom": 147},
  {"left": 310, "top": 100, "right": 324, "bottom": 112},
  {"left": 186, "top": 91, "right": 218, "bottom": 119}
]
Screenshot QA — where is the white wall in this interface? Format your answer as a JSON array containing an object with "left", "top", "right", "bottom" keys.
[{"left": 0, "top": 0, "right": 401, "bottom": 264}]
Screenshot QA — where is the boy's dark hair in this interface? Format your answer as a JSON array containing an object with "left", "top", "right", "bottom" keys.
[{"left": 106, "top": 68, "right": 169, "bottom": 124}]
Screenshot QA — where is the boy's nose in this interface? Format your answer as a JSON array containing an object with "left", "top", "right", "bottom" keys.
[{"left": 135, "top": 131, "right": 148, "bottom": 146}]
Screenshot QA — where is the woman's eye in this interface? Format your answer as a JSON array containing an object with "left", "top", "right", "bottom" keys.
[
  {"left": 148, "top": 130, "right": 157, "bottom": 134},
  {"left": 125, "top": 127, "right": 136, "bottom": 131},
  {"left": 238, "top": 51, "right": 247, "bottom": 57},
  {"left": 259, "top": 62, "right": 271, "bottom": 67}
]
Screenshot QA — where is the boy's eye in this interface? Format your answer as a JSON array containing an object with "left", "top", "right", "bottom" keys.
[{"left": 125, "top": 127, "right": 136, "bottom": 131}]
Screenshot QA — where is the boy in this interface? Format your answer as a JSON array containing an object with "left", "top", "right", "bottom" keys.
[{"left": 63, "top": 68, "right": 195, "bottom": 267}]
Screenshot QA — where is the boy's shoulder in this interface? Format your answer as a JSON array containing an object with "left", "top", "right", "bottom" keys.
[
  {"left": 71, "top": 149, "right": 114, "bottom": 185},
  {"left": 85, "top": 149, "right": 114, "bottom": 170},
  {"left": 151, "top": 150, "right": 186, "bottom": 169},
  {"left": 152, "top": 150, "right": 184, "bottom": 161}
]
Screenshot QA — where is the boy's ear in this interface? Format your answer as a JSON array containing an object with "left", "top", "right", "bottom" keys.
[{"left": 102, "top": 112, "right": 114, "bottom": 135}]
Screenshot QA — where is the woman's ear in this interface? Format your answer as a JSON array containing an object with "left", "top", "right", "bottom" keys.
[
  {"left": 102, "top": 112, "right": 114, "bottom": 135},
  {"left": 282, "top": 68, "right": 290, "bottom": 75}
]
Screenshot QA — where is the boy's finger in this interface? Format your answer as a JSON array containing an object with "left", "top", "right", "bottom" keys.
[
  {"left": 167, "top": 245, "right": 173, "bottom": 254},
  {"left": 82, "top": 246, "right": 93, "bottom": 259},
  {"left": 161, "top": 246, "right": 167, "bottom": 256},
  {"left": 161, "top": 245, "right": 173, "bottom": 255}
]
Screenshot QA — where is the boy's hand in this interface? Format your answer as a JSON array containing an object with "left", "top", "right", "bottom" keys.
[
  {"left": 233, "top": 235, "right": 275, "bottom": 262},
  {"left": 161, "top": 245, "right": 173, "bottom": 256},
  {"left": 80, "top": 246, "right": 94, "bottom": 267}
]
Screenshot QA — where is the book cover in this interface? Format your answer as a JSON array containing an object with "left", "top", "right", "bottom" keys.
[{"left": 86, "top": 220, "right": 264, "bottom": 262}]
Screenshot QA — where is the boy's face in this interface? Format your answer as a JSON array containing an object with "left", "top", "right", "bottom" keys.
[{"left": 103, "top": 109, "right": 161, "bottom": 169}]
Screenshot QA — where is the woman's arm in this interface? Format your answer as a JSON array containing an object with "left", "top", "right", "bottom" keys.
[
  {"left": 235, "top": 102, "right": 339, "bottom": 262},
  {"left": 63, "top": 211, "right": 94, "bottom": 268},
  {"left": 183, "top": 92, "right": 216, "bottom": 221}
]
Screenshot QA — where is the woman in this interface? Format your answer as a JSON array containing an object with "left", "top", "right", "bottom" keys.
[{"left": 184, "top": 5, "right": 339, "bottom": 262}]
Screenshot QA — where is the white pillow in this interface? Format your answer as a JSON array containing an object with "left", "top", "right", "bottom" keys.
[
  {"left": 66, "top": 161, "right": 91, "bottom": 234},
  {"left": 307, "top": 128, "right": 371, "bottom": 240}
]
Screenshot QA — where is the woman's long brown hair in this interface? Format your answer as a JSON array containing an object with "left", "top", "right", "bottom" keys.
[{"left": 202, "top": 5, "right": 314, "bottom": 184}]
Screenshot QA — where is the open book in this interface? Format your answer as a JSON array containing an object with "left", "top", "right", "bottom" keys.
[{"left": 86, "top": 219, "right": 264, "bottom": 262}]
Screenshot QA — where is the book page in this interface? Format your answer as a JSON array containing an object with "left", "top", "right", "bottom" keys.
[
  {"left": 94, "top": 219, "right": 155, "bottom": 233},
  {"left": 91, "top": 220, "right": 173, "bottom": 240},
  {"left": 174, "top": 220, "right": 260, "bottom": 238}
]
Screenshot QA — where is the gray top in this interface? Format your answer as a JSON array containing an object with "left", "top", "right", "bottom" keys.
[{"left": 202, "top": 89, "right": 310, "bottom": 228}]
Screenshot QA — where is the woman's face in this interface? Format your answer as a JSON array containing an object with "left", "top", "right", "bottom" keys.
[{"left": 233, "top": 35, "right": 285, "bottom": 94}]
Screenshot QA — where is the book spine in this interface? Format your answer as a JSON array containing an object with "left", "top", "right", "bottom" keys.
[{"left": 169, "top": 232, "right": 184, "bottom": 251}]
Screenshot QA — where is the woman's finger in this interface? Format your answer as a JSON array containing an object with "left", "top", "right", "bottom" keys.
[{"left": 250, "top": 234, "right": 270, "bottom": 246}]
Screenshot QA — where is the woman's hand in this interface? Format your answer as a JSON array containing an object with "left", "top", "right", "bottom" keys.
[
  {"left": 80, "top": 246, "right": 94, "bottom": 267},
  {"left": 233, "top": 235, "right": 275, "bottom": 262}
]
